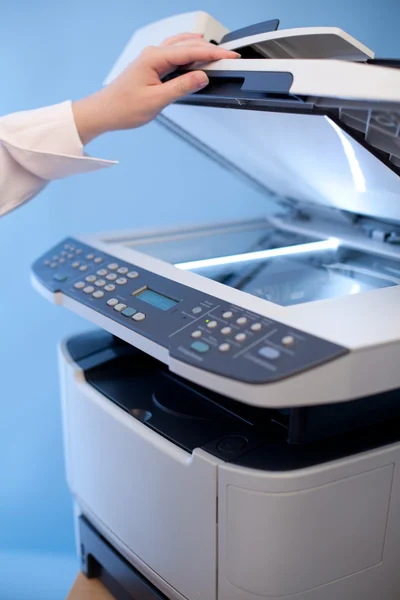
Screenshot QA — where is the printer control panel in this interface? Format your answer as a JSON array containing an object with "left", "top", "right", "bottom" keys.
[{"left": 32, "top": 238, "right": 347, "bottom": 384}]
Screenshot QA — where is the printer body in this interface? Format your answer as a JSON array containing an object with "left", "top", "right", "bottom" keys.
[{"left": 32, "top": 12, "right": 400, "bottom": 600}]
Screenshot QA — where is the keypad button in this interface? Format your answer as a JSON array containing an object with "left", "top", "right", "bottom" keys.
[
  {"left": 83, "top": 286, "right": 95, "bottom": 294},
  {"left": 191, "top": 341, "right": 209, "bottom": 353},
  {"left": 54, "top": 273, "right": 68, "bottom": 282},
  {"left": 53, "top": 255, "right": 59, "bottom": 261},
  {"left": 79, "top": 265, "right": 88, "bottom": 272},
  {"left": 67, "top": 253, "right": 74, "bottom": 259},
  {"left": 192, "top": 307, "right": 202, "bottom": 315},
  {"left": 122, "top": 307, "right": 137, "bottom": 317},
  {"left": 95, "top": 279, "right": 106, "bottom": 287},
  {"left": 58, "top": 258, "right": 66, "bottom": 264},
  {"left": 207, "top": 320, "right": 217, "bottom": 329},
  {"left": 132, "top": 312, "right": 146, "bottom": 322},
  {"left": 235, "top": 333, "right": 246, "bottom": 342},
  {"left": 104, "top": 284, "right": 116, "bottom": 292},
  {"left": 191, "top": 330, "right": 202, "bottom": 339},
  {"left": 50, "top": 262, "right": 57, "bottom": 268},
  {"left": 107, "top": 298, "right": 119, "bottom": 307},
  {"left": 223, "top": 311, "right": 233, "bottom": 319},
  {"left": 258, "top": 346, "right": 280, "bottom": 360},
  {"left": 75, "top": 249, "right": 83, "bottom": 255},
  {"left": 74, "top": 281, "right": 85, "bottom": 289},
  {"left": 86, "top": 254, "right": 95, "bottom": 260},
  {"left": 117, "top": 267, "right": 128, "bottom": 275},
  {"left": 72, "top": 261, "right": 80, "bottom": 268},
  {"left": 251, "top": 323, "right": 262, "bottom": 332},
  {"left": 127, "top": 271, "right": 139, "bottom": 279},
  {"left": 116, "top": 277, "right": 127, "bottom": 285},
  {"left": 236, "top": 317, "right": 247, "bottom": 326},
  {"left": 92, "top": 290, "right": 104, "bottom": 299},
  {"left": 114, "top": 303, "right": 127, "bottom": 312},
  {"left": 282, "top": 335, "right": 295, "bottom": 346},
  {"left": 61, "top": 251, "right": 68, "bottom": 257},
  {"left": 221, "top": 327, "right": 232, "bottom": 335},
  {"left": 44, "top": 260, "right": 51, "bottom": 266},
  {"left": 94, "top": 257, "right": 103, "bottom": 264},
  {"left": 106, "top": 273, "right": 117, "bottom": 281},
  {"left": 97, "top": 269, "right": 108, "bottom": 277},
  {"left": 219, "top": 343, "right": 231, "bottom": 352},
  {"left": 108, "top": 263, "right": 118, "bottom": 270},
  {"left": 85, "top": 275, "right": 96, "bottom": 283}
]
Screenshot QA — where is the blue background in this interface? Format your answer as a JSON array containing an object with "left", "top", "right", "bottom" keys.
[{"left": 0, "top": 1, "right": 399, "bottom": 597}]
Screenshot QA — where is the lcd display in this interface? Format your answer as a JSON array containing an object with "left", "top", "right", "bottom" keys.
[{"left": 135, "top": 288, "right": 178, "bottom": 311}]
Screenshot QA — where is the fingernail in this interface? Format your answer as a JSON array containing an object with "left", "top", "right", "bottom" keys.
[
  {"left": 194, "top": 72, "right": 209, "bottom": 89},
  {"left": 233, "top": 52, "right": 241, "bottom": 57}
]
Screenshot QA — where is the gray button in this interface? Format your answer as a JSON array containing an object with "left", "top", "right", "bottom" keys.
[
  {"left": 192, "top": 307, "right": 202, "bottom": 315},
  {"left": 117, "top": 267, "right": 128, "bottom": 274},
  {"left": 251, "top": 323, "right": 262, "bottom": 332},
  {"left": 282, "top": 336, "right": 295, "bottom": 346},
  {"left": 53, "top": 255, "right": 59, "bottom": 261},
  {"left": 219, "top": 343, "right": 231, "bottom": 352},
  {"left": 223, "top": 311, "right": 233, "bottom": 319},
  {"left": 94, "top": 257, "right": 103, "bottom": 264},
  {"left": 106, "top": 273, "right": 117, "bottom": 281},
  {"left": 191, "top": 330, "right": 202, "bottom": 338},
  {"left": 127, "top": 271, "right": 139, "bottom": 279},
  {"left": 236, "top": 317, "right": 247, "bottom": 326},
  {"left": 207, "top": 320, "right": 217, "bottom": 329},
  {"left": 95, "top": 279, "right": 106, "bottom": 287},
  {"left": 104, "top": 284, "right": 116, "bottom": 292},
  {"left": 72, "top": 261, "right": 80, "bottom": 268},
  {"left": 92, "top": 290, "right": 104, "bottom": 299},
  {"left": 132, "top": 312, "right": 146, "bottom": 322},
  {"left": 221, "top": 327, "right": 232, "bottom": 335},
  {"left": 74, "top": 281, "right": 85, "bottom": 289},
  {"left": 114, "top": 303, "right": 127, "bottom": 312},
  {"left": 75, "top": 249, "right": 83, "bottom": 255},
  {"left": 97, "top": 269, "right": 108, "bottom": 277},
  {"left": 61, "top": 251, "right": 68, "bottom": 256},
  {"left": 50, "top": 262, "right": 57, "bottom": 268},
  {"left": 258, "top": 346, "right": 280, "bottom": 360},
  {"left": 83, "top": 286, "right": 95, "bottom": 294},
  {"left": 116, "top": 277, "right": 127, "bottom": 285},
  {"left": 58, "top": 258, "right": 66, "bottom": 264},
  {"left": 79, "top": 265, "right": 88, "bottom": 272},
  {"left": 67, "top": 254, "right": 74, "bottom": 259},
  {"left": 108, "top": 263, "right": 118, "bottom": 270},
  {"left": 107, "top": 298, "right": 119, "bottom": 307},
  {"left": 235, "top": 333, "right": 246, "bottom": 342},
  {"left": 86, "top": 254, "right": 94, "bottom": 260},
  {"left": 44, "top": 260, "right": 51, "bottom": 266},
  {"left": 85, "top": 275, "right": 96, "bottom": 283}
]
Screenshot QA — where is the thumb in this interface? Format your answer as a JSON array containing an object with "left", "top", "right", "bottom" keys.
[{"left": 158, "top": 70, "right": 209, "bottom": 107}]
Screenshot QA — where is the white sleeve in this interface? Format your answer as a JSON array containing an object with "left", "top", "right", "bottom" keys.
[{"left": 0, "top": 100, "right": 117, "bottom": 217}]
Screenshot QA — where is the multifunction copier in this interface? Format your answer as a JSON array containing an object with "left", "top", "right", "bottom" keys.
[{"left": 32, "top": 12, "right": 400, "bottom": 600}]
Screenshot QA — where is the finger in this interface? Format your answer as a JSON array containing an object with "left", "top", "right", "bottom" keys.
[
  {"left": 156, "top": 70, "right": 209, "bottom": 107},
  {"left": 152, "top": 46, "right": 240, "bottom": 76},
  {"left": 160, "top": 33, "right": 203, "bottom": 47}
]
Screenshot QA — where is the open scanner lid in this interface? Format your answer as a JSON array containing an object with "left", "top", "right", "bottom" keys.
[{"left": 106, "top": 13, "right": 400, "bottom": 226}]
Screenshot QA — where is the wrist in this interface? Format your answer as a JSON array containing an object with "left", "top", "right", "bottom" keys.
[{"left": 72, "top": 91, "right": 111, "bottom": 146}]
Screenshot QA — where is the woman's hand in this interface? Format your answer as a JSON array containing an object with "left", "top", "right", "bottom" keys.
[{"left": 72, "top": 33, "right": 239, "bottom": 145}]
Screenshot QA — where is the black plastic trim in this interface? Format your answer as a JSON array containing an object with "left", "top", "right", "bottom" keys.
[{"left": 221, "top": 19, "right": 280, "bottom": 44}]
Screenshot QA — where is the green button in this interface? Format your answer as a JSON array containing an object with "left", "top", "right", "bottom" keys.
[
  {"left": 191, "top": 341, "right": 210, "bottom": 354},
  {"left": 122, "top": 307, "right": 137, "bottom": 317},
  {"left": 53, "top": 273, "right": 68, "bottom": 282}
]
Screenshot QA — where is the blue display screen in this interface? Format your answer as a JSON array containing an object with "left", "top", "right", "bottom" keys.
[{"left": 136, "top": 288, "right": 178, "bottom": 311}]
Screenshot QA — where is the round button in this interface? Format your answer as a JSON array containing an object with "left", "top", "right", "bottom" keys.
[
  {"left": 106, "top": 273, "right": 117, "bottom": 281},
  {"left": 221, "top": 327, "right": 232, "bottom": 335},
  {"left": 222, "top": 311, "right": 233, "bottom": 319},
  {"left": 217, "top": 437, "right": 247, "bottom": 455},
  {"left": 97, "top": 269, "right": 108, "bottom": 277},
  {"left": 95, "top": 279, "right": 106, "bottom": 287},
  {"left": 50, "top": 262, "right": 58, "bottom": 268},
  {"left": 108, "top": 263, "right": 118, "bottom": 270},
  {"left": 59, "top": 258, "right": 66, "bottom": 264},
  {"left": 83, "top": 286, "right": 95, "bottom": 294},
  {"left": 75, "top": 249, "right": 83, "bottom": 255},
  {"left": 85, "top": 275, "right": 96, "bottom": 283},
  {"left": 207, "top": 320, "right": 218, "bottom": 329},
  {"left": 258, "top": 346, "right": 280, "bottom": 360},
  {"left": 236, "top": 317, "right": 247, "bottom": 326},
  {"left": 127, "top": 271, "right": 139, "bottom": 279},
  {"left": 191, "top": 330, "right": 202, "bottom": 339},
  {"left": 117, "top": 267, "right": 128, "bottom": 274},
  {"left": 72, "top": 261, "right": 80, "bottom": 268},
  {"left": 251, "top": 323, "right": 262, "bottom": 332},
  {"left": 94, "top": 257, "right": 103, "bottom": 264},
  {"left": 86, "top": 254, "right": 94, "bottom": 260},
  {"left": 282, "top": 335, "right": 295, "bottom": 346},
  {"left": 116, "top": 277, "right": 127, "bottom": 285},
  {"left": 132, "top": 312, "right": 146, "bottom": 322},
  {"left": 114, "top": 303, "right": 127, "bottom": 312},
  {"left": 192, "top": 307, "right": 202, "bottom": 315},
  {"left": 74, "top": 281, "right": 85, "bottom": 289},
  {"left": 79, "top": 265, "right": 88, "bottom": 272},
  {"left": 219, "top": 343, "right": 231, "bottom": 352},
  {"left": 67, "top": 253, "right": 74, "bottom": 259},
  {"left": 104, "top": 284, "right": 116, "bottom": 292},
  {"left": 235, "top": 333, "right": 246, "bottom": 342},
  {"left": 107, "top": 298, "right": 119, "bottom": 307},
  {"left": 92, "top": 290, "right": 104, "bottom": 299}
]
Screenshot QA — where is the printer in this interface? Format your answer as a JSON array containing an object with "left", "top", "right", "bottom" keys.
[{"left": 32, "top": 12, "right": 400, "bottom": 600}]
